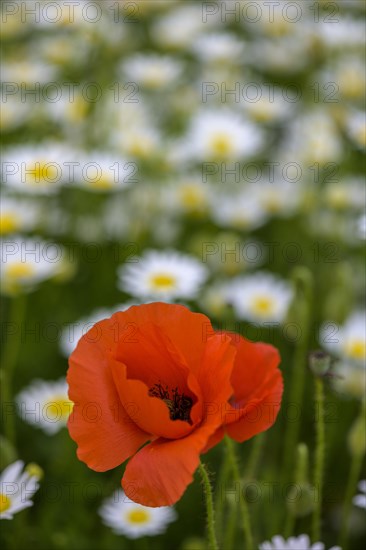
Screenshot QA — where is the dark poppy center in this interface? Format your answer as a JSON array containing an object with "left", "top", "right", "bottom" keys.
[{"left": 148, "top": 383, "right": 193, "bottom": 425}]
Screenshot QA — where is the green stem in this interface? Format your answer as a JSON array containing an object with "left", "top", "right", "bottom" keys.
[
  {"left": 215, "top": 443, "right": 232, "bottom": 544},
  {"left": 224, "top": 436, "right": 254, "bottom": 550},
  {"left": 339, "top": 448, "right": 364, "bottom": 548},
  {"left": 223, "top": 502, "right": 238, "bottom": 550},
  {"left": 245, "top": 433, "right": 266, "bottom": 480},
  {"left": 312, "top": 377, "right": 325, "bottom": 542},
  {"left": 1, "top": 294, "right": 27, "bottom": 444},
  {"left": 282, "top": 268, "right": 313, "bottom": 481},
  {"left": 199, "top": 461, "right": 219, "bottom": 550}
]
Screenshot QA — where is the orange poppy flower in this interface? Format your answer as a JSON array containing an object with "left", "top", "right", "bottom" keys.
[{"left": 67, "top": 302, "right": 282, "bottom": 507}]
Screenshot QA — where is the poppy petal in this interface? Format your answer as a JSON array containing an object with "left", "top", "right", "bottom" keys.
[
  {"left": 122, "top": 422, "right": 217, "bottom": 507},
  {"left": 112, "top": 302, "right": 213, "bottom": 375},
  {"left": 67, "top": 318, "right": 150, "bottom": 471}
]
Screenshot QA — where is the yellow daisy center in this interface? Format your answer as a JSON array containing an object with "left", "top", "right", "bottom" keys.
[
  {"left": 0, "top": 213, "right": 21, "bottom": 235},
  {"left": 0, "top": 494, "right": 11, "bottom": 513},
  {"left": 46, "top": 396, "right": 73, "bottom": 420},
  {"left": 345, "top": 340, "right": 366, "bottom": 361},
  {"left": 126, "top": 509, "right": 151, "bottom": 525},
  {"left": 251, "top": 296, "right": 275, "bottom": 316},
  {"left": 210, "top": 133, "right": 234, "bottom": 157},
  {"left": 67, "top": 96, "right": 89, "bottom": 123},
  {"left": 28, "top": 161, "right": 58, "bottom": 184},
  {"left": 179, "top": 185, "right": 205, "bottom": 209},
  {"left": 150, "top": 273, "right": 177, "bottom": 291},
  {"left": 6, "top": 263, "right": 35, "bottom": 280}
]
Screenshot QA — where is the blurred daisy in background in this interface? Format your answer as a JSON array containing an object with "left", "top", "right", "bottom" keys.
[
  {"left": 0, "top": 93, "right": 33, "bottom": 133},
  {"left": 282, "top": 109, "right": 342, "bottom": 166},
  {"left": 0, "top": 460, "right": 40, "bottom": 520},
  {"left": 122, "top": 54, "right": 183, "bottom": 90},
  {"left": 2, "top": 143, "right": 75, "bottom": 194},
  {"left": 99, "top": 490, "right": 177, "bottom": 538},
  {"left": 0, "top": 197, "right": 39, "bottom": 235},
  {"left": 0, "top": 237, "right": 65, "bottom": 295},
  {"left": 181, "top": 109, "right": 264, "bottom": 162},
  {"left": 150, "top": 5, "right": 210, "bottom": 50},
  {"left": 250, "top": 178, "right": 305, "bottom": 219},
  {"left": 16, "top": 378, "right": 73, "bottom": 435},
  {"left": 210, "top": 192, "right": 268, "bottom": 232},
  {"left": 118, "top": 249, "right": 208, "bottom": 301},
  {"left": 321, "top": 311, "right": 366, "bottom": 366},
  {"left": 242, "top": 86, "right": 293, "bottom": 124},
  {"left": 323, "top": 179, "right": 365, "bottom": 212},
  {"left": 259, "top": 534, "right": 341, "bottom": 550},
  {"left": 353, "top": 480, "right": 366, "bottom": 509},
  {"left": 345, "top": 110, "right": 366, "bottom": 150},
  {"left": 192, "top": 33, "right": 245, "bottom": 65},
  {"left": 227, "top": 272, "right": 293, "bottom": 324},
  {"left": 71, "top": 152, "right": 135, "bottom": 192},
  {"left": 1, "top": 57, "right": 58, "bottom": 84},
  {"left": 160, "top": 175, "right": 211, "bottom": 217},
  {"left": 321, "top": 311, "right": 366, "bottom": 399}
]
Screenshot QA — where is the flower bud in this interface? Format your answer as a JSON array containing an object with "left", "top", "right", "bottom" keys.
[
  {"left": 25, "top": 462, "right": 44, "bottom": 480},
  {"left": 348, "top": 411, "right": 366, "bottom": 458},
  {"left": 181, "top": 538, "right": 206, "bottom": 550},
  {"left": 286, "top": 482, "right": 316, "bottom": 517},
  {"left": 309, "top": 350, "right": 332, "bottom": 377}
]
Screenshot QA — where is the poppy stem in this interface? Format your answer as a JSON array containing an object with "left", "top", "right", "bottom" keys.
[
  {"left": 224, "top": 435, "right": 254, "bottom": 550},
  {"left": 1, "top": 294, "right": 27, "bottom": 445},
  {"left": 198, "top": 461, "right": 219, "bottom": 550},
  {"left": 312, "top": 376, "right": 325, "bottom": 542},
  {"left": 339, "top": 401, "right": 365, "bottom": 549},
  {"left": 282, "top": 268, "right": 313, "bottom": 481}
]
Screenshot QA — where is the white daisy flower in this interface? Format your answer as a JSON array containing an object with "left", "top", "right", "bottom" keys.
[
  {"left": 320, "top": 311, "right": 366, "bottom": 366},
  {"left": 192, "top": 33, "right": 245, "bottom": 64},
  {"left": 122, "top": 54, "right": 183, "bottom": 90},
  {"left": 317, "top": 18, "right": 365, "bottom": 50},
  {"left": 242, "top": 87, "right": 293, "bottom": 124},
  {"left": 1, "top": 58, "right": 58, "bottom": 84},
  {"left": 0, "top": 237, "right": 64, "bottom": 295},
  {"left": 45, "top": 89, "right": 91, "bottom": 129},
  {"left": 151, "top": 5, "right": 210, "bottom": 50},
  {"left": 71, "top": 152, "right": 135, "bottom": 192},
  {"left": 118, "top": 250, "right": 208, "bottom": 301},
  {"left": 281, "top": 110, "right": 342, "bottom": 165},
  {"left": 346, "top": 110, "right": 366, "bottom": 150},
  {"left": 160, "top": 175, "right": 211, "bottom": 216},
  {"left": 250, "top": 179, "right": 305, "bottom": 218},
  {"left": 99, "top": 490, "right": 177, "bottom": 539},
  {"left": 0, "top": 460, "right": 40, "bottom": 520},
  {"left": 324, "top": 56, "right": 366, "bottom": 101},
  {"left": 355, "top": 214, "right": 366, "bottom": 240},
  {"left": 182, "top": 109, "right": 264, "bottom": 161},
  {"left": 259, "top": 534, "right": 341, "bottom": 550},
  {"left": 323, "top": 179, "right": 366, "bottom": 212},
  {"left": 16, "top": 378, "right": 73, "bottom": 435},
  {"left": 210, "top": 192, "right": 268, "bottom": 231},
  {"left": 0, "top": 94, "right": 32, "bottom": 132},
  {"left": 2, "top": 143, "right": 75, "bottom": 194},
  {"left": 353, "top": 480, "right": 366, "bottom": 509},
  {"left": 0, "top": 197, "right": 39, "bottom": 235},
  {"left": 60, "top": 303, "right": 137, "bottom": 357},
  {"left": 247, "top": 38, "right": 310, "bottom": 74},
  {"left": 227, "top": 272, "right": 293, "bottom": 324}
]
